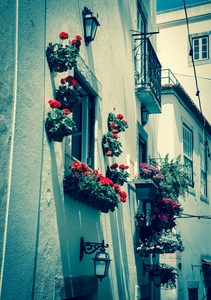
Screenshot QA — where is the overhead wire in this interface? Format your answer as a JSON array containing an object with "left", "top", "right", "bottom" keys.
[{"left": 183, "top": 0, "right": 211, "bottom": 159}]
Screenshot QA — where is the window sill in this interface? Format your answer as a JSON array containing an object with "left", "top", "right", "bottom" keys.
[
  {"left": 200, "top": 194, "right": 209, "bottom": 204},
  {"left": 187, "top": 186, "right": 195, "bottom": 196},
  {"left": 188, "top": 59, "right": 211, "bottom": 67}
]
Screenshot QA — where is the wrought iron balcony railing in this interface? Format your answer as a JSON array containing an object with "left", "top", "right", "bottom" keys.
[{"left": 134, "top": 38, "right": 162, "bottom": 107}]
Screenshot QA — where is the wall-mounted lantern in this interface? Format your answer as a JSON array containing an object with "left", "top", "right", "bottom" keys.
[
  {"left": 141, "top": 104, "right": 149, "bottom": 126},
  {"left": 82, "top": 7, "right": 100, "bottom": 46},
  {"left": 143, "top": 262, "right": 162, "bottom": 287},
  {"left": 80, "top": 237, "right": 111, "bottom": 281}
]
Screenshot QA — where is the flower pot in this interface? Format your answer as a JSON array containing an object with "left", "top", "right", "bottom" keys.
[
  {"left": 112, "top": 128, "right": 119, "bottom": 133},
  {"left": 153, "top": 219, "right": 164, "bottom": 231},
  {"left": 133, "top": 179, "right": 158, "bottom": 203},
  {"left": 52, "top": 134, "right": 64, "bottom": 142},
  {"left": 137, "top": 218, "right": 146, "bottom": 227},
  {"left": 106, "top": 150, "right": 113, "bottom": 156},
  {"left": 53, "top": 62, "right": 66, "bottom": 73},
  {"left": 156, "top": 194, "right": 163, "bottom": 203}
]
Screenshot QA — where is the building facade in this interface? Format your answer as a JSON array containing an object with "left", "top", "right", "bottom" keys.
[
  {"left": 0, "top": 0, "right": 163, "bottom": 299},
  {"left": 157, "top": 74, "right": 211, "bottom": 300}
]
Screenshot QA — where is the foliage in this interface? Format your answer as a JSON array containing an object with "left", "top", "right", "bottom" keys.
[
  {"left": 149, "top": 264, "right": 177, "bottom": 289},
  {"left": 102, "top": 132, "right": 123, "bottom": 157},
  {"left": 137, "top": 230, "right": 184, "bottom": 255},
  {"left": 56, "top": 76, "right": 81, "bottom": 111},
  {"left": 150, "top": 154, "right": 190, "bottom": 200},
  {"left": 46, "top": 33, "right": 82, "bottom": 72},
  {"left": 108, "top": 112, "right": 129, "bottom": 132},
  {"left": 152, "top": 199, "right": 183, "bottom": 230},
  {"left": 45, "top": 108, "right": 76, "bottom": 142},
  {"left": 106, "top": 163, "right": 130, "bottom": 186},
  {"left": 64, "top": 162, "right": 127, "bottom": 213}
]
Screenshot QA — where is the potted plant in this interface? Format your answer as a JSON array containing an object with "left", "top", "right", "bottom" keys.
[
  {"left": 45, "top": 100, "right": 77, "bottom": 142},
  {"left": 102, "top": 132, "right": 123, "bottom": 157},
  {"left": 137, "top": 230, "right": 184, "bottom": 255},
  {"left": 46, "top": 32, "right": 82, "bottom": 72},
  {"left": 64, "top": 162, "right": 127, "bottom": 213},
  {"left": 106, "top": 163, "right": 130, "bottom": 185},
  {"left": 56, "top": 75, "right": 81, "bottom": 112},
  {"left": 149, "top": 264, "right": 177, "bottom": 289},
  {"left": 152, "top": 198, "right": 183, "bottom": 231},
  {"left": 108, "top": 112, "right": 129, "bottom": 133},
  {"left": 150, "top": 155, "right": 190, "bottom": 200}
]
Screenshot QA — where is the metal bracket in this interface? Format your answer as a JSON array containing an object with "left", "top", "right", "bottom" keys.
[{"left": 80, "top": 237, "right": 109, "bottom": 261}]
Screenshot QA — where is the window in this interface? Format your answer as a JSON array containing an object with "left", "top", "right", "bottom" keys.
[
  {"left": 188, "top": 288, "right": 198, "bottom": 300},
  {"left": 71, "top": 80, "right": 95, "bottom": 169},
  {"left": 183, "top": 124, "right": 194, "bottom": 186},
  {"left": 200, "top": 140, "right": 207, "bottom": 197},
  {"left": 193, "top": 36, "right": 209, "bottom": 61},
  {"left": 135, "top": 3, "right": 147, "bottom": 84}
]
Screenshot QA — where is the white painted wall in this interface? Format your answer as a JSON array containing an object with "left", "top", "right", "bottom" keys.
[
  {"left": 157, "top": 1, "right": 211, "bottom": 124},
  {"left": 157, "top": 89, "right": 211, "bottom": 300},
  {"left": 0, "top": 0, "right": 161, "bottom": 299}
]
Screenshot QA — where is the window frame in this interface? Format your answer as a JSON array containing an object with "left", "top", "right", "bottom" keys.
[
  {"left": 200, "top": 139, "right": 207, "bottom": 198},
  {"left": 193, "top": 36, "right": 209, "bottom": 61},
  {"left": 71, "top": 74, "right": 95, "bottom": 169},
  {"left": 183, "top": 123, "right": 194, "bottom": 187}
]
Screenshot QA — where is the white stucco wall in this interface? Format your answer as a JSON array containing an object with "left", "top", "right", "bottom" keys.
[
  {"left": 0, "top": 0, "right": 161, "bottom": 299},
  {"left": 157, "top": 1, "right": 211, "bottom": 124},
  {"left": 157, "top": 89, "right": 211, "bottom": 300}
]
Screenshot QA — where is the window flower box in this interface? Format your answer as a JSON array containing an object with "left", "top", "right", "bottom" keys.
[
  {"left": 64, "top": 162, "right": 127, "bottom": 213},
  {"left": 132, "top": 179, "right": 158, "bottom": 203}
]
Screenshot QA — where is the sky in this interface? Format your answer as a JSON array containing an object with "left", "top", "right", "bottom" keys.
[{"left": 157, "top": 0, "right": 209, "bottom": 12}]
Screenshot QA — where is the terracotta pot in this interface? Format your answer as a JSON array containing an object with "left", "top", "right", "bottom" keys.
[
  {"left": 53, "top": 62, "right": 66, "bottom": 73},
  {"left": 106, "top": 150, "right": 113, "bottom": 156},
  {"left": 112, "top": 128, "right": 119, "bottom": 133}
]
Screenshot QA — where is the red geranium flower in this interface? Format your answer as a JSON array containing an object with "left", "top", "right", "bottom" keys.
[
  {"left": 117, "top": 114, "right": 123, "bottom": 119},
  {"left": 59, "top": 32, "right": 68, "bottom": 39},
  {"left": 92, "top": 169, "right": 99, "bottom": 174},
  {"left": 110, "top": 123, "right": 116, "bottom": 128},
  {"left": 71, "top": 39, "right": 77, "bottom": 45},
  {"left": 119, "top": 191, "right": 127, "bottom": 198},
  {"left": 63, "top": 109, "right": 70, "bottom": 115},
  {"left": 111, "top": 163, "right": 118, "bottom": 169},
  {"left": 111, "top": 134, "right": 118, "bottom": 139},
  {"left": 76, "top": 35, "right": 82, "bottom": 40},
  {"left": 60, "top": 78, "right": 65, "bottom": 84},
  {"left": 122, "top": 120, "right": 128, "bottom": 124},
  {"left": 119, "top": 164, "right": 126, "bottom": 170},
  {"left": 65, "top": 76, "right": 78, "bottom": 86},
  {"left": 48, "top": 100, "right": 61, "bottom": 109},
  {"left": 120, "top": 197, "right": 127, "bottom": 202}
]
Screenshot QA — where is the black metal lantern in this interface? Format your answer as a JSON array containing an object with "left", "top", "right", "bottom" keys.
[
  {"left": 93, "top": 249, "right": 111, "bottom": 281},
  {"left": 141, "top": 104, "right": 149, "bottom": 126},
  {"left": 80, "top": 237, "right": 111, "bottom": 281},
  {"left": 143, "top": 262, "right": 162, "bottom": 288},
  {"left": 82, "top": 7, "right": 100, "bottom": 45}
]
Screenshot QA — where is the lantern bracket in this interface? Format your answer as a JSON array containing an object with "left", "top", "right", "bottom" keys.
[{"left": 80, "top": 237, "right": 109, "bottom": 261}]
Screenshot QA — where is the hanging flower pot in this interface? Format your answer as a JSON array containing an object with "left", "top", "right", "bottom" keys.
[
  {"left": 132, "top": 179, "right": 158, "bottom": 203},
  {"left": 53, "top": 62, "right": 67, "bottom": 73},
  {"left": 152, "top": 219, "right": 165, "bottom": 231},
  {"left": 106, "top": 150, "right": 113, "bottom": 156},
  {"left": 112, "top": 128, "right": 119, "bottom": 133},
  {"left": 137, "top": 218, "right": 146, "bottom": 227},
  {"left": 52, "top": 134, "right": 64, "bottom": 142}
]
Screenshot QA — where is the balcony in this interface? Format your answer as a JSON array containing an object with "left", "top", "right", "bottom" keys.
[{"left": 134, "top": 39, "right": 162, "bottom": 114}]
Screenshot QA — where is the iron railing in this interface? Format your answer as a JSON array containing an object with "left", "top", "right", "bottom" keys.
[
  {"left": 161, "top": 69, "right": 180, "bottom": 85},
  {"left": 134, "top": 38, "right": 162, "bottom": 106}
]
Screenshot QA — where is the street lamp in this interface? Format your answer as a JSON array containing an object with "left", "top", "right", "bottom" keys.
[
  {"left": 80, "top": 237, "right": 111, "bottom": 281},
  {"left": 82, "top": 7, "right": 100, "bottom": 46}
]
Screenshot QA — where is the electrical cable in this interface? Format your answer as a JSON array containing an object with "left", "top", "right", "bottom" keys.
[{"left": 183, "top": 0, "right": 211, "bottom": 159}]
